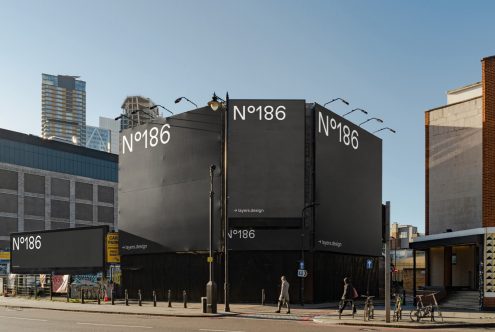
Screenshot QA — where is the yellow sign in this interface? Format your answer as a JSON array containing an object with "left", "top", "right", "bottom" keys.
[
  {"left": 106, "top": 233, "right": 120, "bottom": 263},
  {"left": 0, "top": 251, "right": 10, "bottom": 260},
  {"left": 207, "top": 256, "right": 214, "bottom": 263}
]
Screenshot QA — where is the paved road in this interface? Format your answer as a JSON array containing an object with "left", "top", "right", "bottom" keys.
[{"left": 0, "top": 307, "right": 491, "bottom": 332}]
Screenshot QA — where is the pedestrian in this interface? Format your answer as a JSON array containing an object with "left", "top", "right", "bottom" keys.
[
  {"left": 339, "top": 277, "right": 357, "bottom": 316},
  {"left": 275, "top": 275, "right": 290, "bottom": 314}
]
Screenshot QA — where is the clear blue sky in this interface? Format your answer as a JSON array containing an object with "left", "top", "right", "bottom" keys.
[{"left": 1, "top": 0, "right": 494, "bottom": 231}]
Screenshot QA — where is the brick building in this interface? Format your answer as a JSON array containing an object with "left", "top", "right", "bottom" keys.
[{"left": 411, "top": 56, "right": 495, "bottom": 310}]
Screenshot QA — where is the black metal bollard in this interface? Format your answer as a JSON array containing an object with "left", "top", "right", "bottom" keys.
[
  {"left": 168, "top": 289, "right": 172, "bottom": 307},
  {"left": 262, "top": 289, "right": 266, "bottom": 306},
  {"left": 125, "top": 289, "right": 129, "bottom": 306},
  {"left": 183, "top": 290, "right": 187, "bottom": 308},
  {"left": 81, "top": 289, "right": 85, "bottom": 304},
  {"left": 66, "top": 285, "right": 70, "bottom": 302},
  {"left": 97, "top": 289, "right": 101, "bottom": 305},
  {"left": 49, "top": 282, "right": 53, "bottom": 301},
  {"left": 111, "top": 287, "right": 114, "bottom": 305},
  {"left": 138, "top": 289, "right": 142, "bottom": 306},
  {"left": 153, "top": 290, "right": 157, "bottom": 307}
]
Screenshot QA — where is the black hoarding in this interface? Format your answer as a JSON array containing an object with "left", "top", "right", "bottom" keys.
[
  {"left": 314, "top": 104, "right": 382, "bottom": 256},
  {"left": 10, "top": 226, "right": 107, "bottom": 274},
  {"left": 119, "top": 107, "right": 222, "bottom": 254},
  {"left": 227, "top": 100, "right": 305, "bottom": 220}
]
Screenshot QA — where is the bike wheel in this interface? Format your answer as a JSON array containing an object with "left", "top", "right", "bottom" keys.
[{"left": 410, "top": 309, "right": 420, "bottom": 322}]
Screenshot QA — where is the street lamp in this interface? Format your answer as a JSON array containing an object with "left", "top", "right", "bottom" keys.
[
  {"left": 175, "top": 96, "right": 198, "bottom": 108},
  {"left": 207, "top": 92, "right": 230, "bottom": 312},
  {"left": 300, "top": 202, "right": 319, "bottom": 306},
  {"left": 323, "top": 98, "right": 349, "bottom": 107},
  {"left": 343, "top": 108, "right": 368, "bottom": 117},
  {"left": 206, "top": 164, "right": 217, "bottom": 313},
  {"left": 359, "top": 117, "right": 383, "bottom": 127},
  {"left": 373, "top": 127, "right": 396, "bottom": 134},
  {"left": 150, "top": 104, "right": 174, "bottom": 116}
]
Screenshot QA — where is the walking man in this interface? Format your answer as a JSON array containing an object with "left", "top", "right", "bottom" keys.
[
  {"left": 339, "top": 277, "right": 357, "bottom": 317},
  {"left": 275, "top": 275, "right": 290, "bottom": 314}
]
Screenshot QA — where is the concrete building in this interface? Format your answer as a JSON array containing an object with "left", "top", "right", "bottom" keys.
[
  {"left": 0, "top": 128, "right": 118, "bottom": 273},
  {"left": 41, "top": 74, "right": 86, "bottom": 146},
  {"left": 99, "top": 117, "right": 120, "bottom": 154},
  {"left": 411, "top": 56, "right": 495, "bottom": 310},
  {"left": 120, "top": 96, "right": 158, "bottom": 130}
]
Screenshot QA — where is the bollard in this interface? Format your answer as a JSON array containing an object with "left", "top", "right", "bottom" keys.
[
  {"left": 261, "top": 289, "right": 266, "bottom": 306},
  {"left": 138, "top": 289, "right": 142, "bottom": 306},
  {"left": 81, "top": 289, "right": 85, "bottom": 304},
  {"left": 402, "top": 289, "right": 406, "bottom": 305},
  {"left": 49, "top": 281, "right": 53, "bottom": 301},
  {"left": 111, "top": 288, "right": 114, "bottom": 305},
  {"left": 66, "top": 285, "right": 70, "bottom": 302},
  {"left": 183, "top": 290, "right": 187, "bottom": 308},
  {"left": 168, "top": 289, "right": 172, "bottom": 307},
  {"left": 97, "top": 289, "right": 101, "bottom": 305},
  {"left": 153, "top": 290, "right": 157, "bottom": 307},
  {"left": 125, "top": 289, "right": 129, "bottom": 306}
]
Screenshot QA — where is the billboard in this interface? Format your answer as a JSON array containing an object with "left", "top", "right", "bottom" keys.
[
  {"left": 10, "top": 226, "right": 107, "bottom": 274},
  {"left": 314, "top": 104, "right": 382, "bottom": 256},
  {"left": 118, "top": 107, "right": 222, "bottom": 254},
  {"left": 227, "top": 99, "right": 305, "bottom": 220}
]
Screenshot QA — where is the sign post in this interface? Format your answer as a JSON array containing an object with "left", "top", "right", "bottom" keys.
[{"left": 384, "top": 201, "right": 391, "bottom": 323}]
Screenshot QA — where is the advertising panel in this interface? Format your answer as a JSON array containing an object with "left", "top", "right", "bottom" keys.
[
  {"left": 314, "top": 104, "right": 382, "bottom": 256},
  {"left": 118, "top": 107, "right": 222, "bottom": 254},
  {"left": 227, "top": 99, "right": 306, "bottom": 220},
  {"left": 10, "top": 226, "right": 107, "bottom": 274}
]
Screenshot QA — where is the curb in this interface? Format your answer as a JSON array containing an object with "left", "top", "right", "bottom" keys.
[
  {"left": 0, "top": 303, "right": 238, "bottom": 318},
  {"left": 313, "top": 316, "right": 495, "bottom": 329}
]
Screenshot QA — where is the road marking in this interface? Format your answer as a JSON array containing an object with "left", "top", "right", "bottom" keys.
[
  {"left": 199, "top": 329, "right": 245, "bottom": 332},
  {"left": 0, "top": 315, "right": 48, "bottom": 322},
  {"left": 77, "top": 322, "right": 153, "bottom": 329}
]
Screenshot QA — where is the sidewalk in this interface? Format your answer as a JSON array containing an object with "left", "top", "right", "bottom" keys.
[{"left": 1, "top": 296, "right": 495, "bottom": 329}]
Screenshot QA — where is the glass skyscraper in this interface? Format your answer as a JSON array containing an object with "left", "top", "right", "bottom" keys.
[
  {"left": 86, "top": 125, "right": 111, "bottom": 152},
  {"left": 41, "top": 74, "right": 86, "bottom": 146}
]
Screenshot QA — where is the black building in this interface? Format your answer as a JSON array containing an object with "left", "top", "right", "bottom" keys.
[{"left": 118, "top": 99, "right": 382, "bottom": 303}]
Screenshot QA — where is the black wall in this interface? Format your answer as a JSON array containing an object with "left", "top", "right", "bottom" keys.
[
  {"left": 314, "top": 104, "right": 382, "bottom": 256},
  {"left": 119, "top": 107, "right": 222, "bottom": 254},
  {"left": 227, "top": 99, "right": 305, "bottom": 220},
  {"left": 121, "top": 251, "right": 380, "bottom": 303}
]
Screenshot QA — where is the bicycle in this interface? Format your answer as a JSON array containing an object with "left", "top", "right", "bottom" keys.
[
  {"left": 393, "top": 293, "right": 402, "bottom": 321},
  {"left": 361, "top": 295, "right": 375, "bottom": 321},
  {"left": 409, "top": 292, "right": 443, "bottom": 322}
]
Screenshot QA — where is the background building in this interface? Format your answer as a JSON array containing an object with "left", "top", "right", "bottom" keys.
[
  {"left": 41, "top": 74, "right": 86, "bottom": 146},
  {"left": 390, "top": 223, "right": 425, "bottom": 294},
  {"left": 412, "top": 56, "right": 495, "bottom": 310},
  {"left": 120, "top": 96, "right": 158, "bottom": 130},
  {"left": 99, "top": 117, "right": 120, "bottom": 154},
  {"left": 0, "top": 128, "right": 118, "bottom": 273},
  {"left": 86, "top": 125, "right": 111, "bottom": 152}
]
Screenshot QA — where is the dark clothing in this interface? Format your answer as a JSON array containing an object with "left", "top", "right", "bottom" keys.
[{"left": 341, "top": 282, "right": 353, "bottom": 300}]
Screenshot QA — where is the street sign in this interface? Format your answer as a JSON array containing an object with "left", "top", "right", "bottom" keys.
[
  {"left": 366, "top": 258, "right": 373, "bottom": 270},
  {"left": 106, "top": 232, "right": 120, "bottom": 263},
  {"left": 207, "top": 256, "right": 214, "bottom": 263},
  {"left": 297, "top": 269, "right": 308, "bottom": 278}
]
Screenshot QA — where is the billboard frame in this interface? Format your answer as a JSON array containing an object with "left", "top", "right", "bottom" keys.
[{"left": 10, "top": 225, "right": 108, "bottom": 274}]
